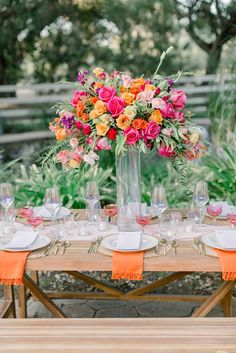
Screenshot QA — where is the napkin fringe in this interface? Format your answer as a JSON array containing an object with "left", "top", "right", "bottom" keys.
[
  {"left": 222, "top": 272, "right": 236, "bottom": 281},
  {"left": 0, "top": 278, "right": 23, "bottom": 285},
  {"left": 111, "top": 272, "right": 143, "bottom": 281}
]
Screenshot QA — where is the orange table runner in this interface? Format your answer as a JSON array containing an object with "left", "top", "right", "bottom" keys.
[
  {"left": 112, "top": 251, "right": 144, "bottom": 280},
  {"left": 0, "top": 251, "right": 30, "bottom": 285},
  {"left": 214, "top": 249, "right": 236, "bottom": 280}
]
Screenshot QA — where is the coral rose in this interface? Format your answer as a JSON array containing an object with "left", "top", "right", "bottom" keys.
[
  {"left": 76, "top": 101, "right": 85, "bottom": 117},
  {"left": 144, "top": 121, "right": 161, "bottom": 140},
  {"left": 90, "top": 97, "right": 98, "bottom": 104},
  {"left": 121, "top": 92, "right": 135, "bottom": 105},
  {"left": 149, "top": 110, "right": 163, "bottom": 125},
  {"left": 96, "top": 123, "right": 109, "bottom": 136},
  {"left": 81, "top": 113, "right": 89, "bottom": 122},
  {"left": 123, "top": 127, "right": 140, "bottom": 145},
  {"left": 55, "top": 127, "right": 67, "bottom": 141},
  {"left": 171, "top": 89, "right": 187, "bottom": 109},
  {"left": 108, "top": 128, "right": 118, "bottom": 140},
  {"left": 129, "top": 86, "right": 142, "bottom": 96},
  {"left": 107, "top": 96, "right": 125, "bottom": 117},
  {"left": 132, "top": 118, "right": 147, "bottom": 130},
  {"left": 98, "top": 86, "right": 116, "bottom": 103},
  {"left": 94, "top": 100, "right": 107, "bottom": 115},
  {"left": 116, "top": 114, "right": 131, "bottom": 130},
  {"left": 132, "top": 77, "right": 146, "bottom": 87}
]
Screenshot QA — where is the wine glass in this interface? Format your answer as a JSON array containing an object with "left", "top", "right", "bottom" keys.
[
  {"left": 193, "top": 181, "right": 209, "bottom": 223},
  {"left": 104, "top": 204, "right": 117, "bottom": 223},
  {"left": 136, "top": 213, "right": 151, "bottom": 234},
  {"left": 227, "top": 213, "right": 236, "bottom": 228},
  {"left": 85, "top": 181, "right": 100, "bottom": 223},
  {"left": 44, "top": 187, "right": 61, "bottom": 222},
  {"left": 28, "top": 216, "right": 43, "bottom": 232},
  {"left": 151, "top": 185, "right": 168, "bottom": 219},
  {"left": 207, "top": 204, "right": 222, "bottom": 224},
  {"left": 0, "top": 183, "right": 14, "bottom": 221}
]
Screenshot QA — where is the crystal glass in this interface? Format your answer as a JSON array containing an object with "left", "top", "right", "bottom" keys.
[
  {"left": 187, "top": 202, "right": 200, "bottom": 224},
  {"left": 227, "top": 213, "right": 236, "bottom": 228},
  {"left": 136, "top": 213, "right": 151, "bottom": 234},
  {"left": 207, "top": 204, "right": 222, "bottom": 224},
  {"left": 104, "top": 204, "right": 118, "bottom": 223},
  {"left": 28, "top": 216, "right": 43, "bottom": 231},
  {"left": 18, "top": 207, "right": 33, "bottom": 219},
  {"left": 116, "top": 145, "right": 141, "bottom": 231},
  {"left": 151, "top": 185, "right": 168, "bottom": 219},
  {"left": 44, "top": 187, "right": 61, "bottom": 221},
  {"left": 85, "top": 181, "right": 100, "bottom": 223},
  {"left": 160, "top": 214, "right": 177, "bottom": 240},
  {"left": 193, "top": 181, "right": 209, "bottom": 223},
  {"left": 0, "top": 183, "right": 14, "bottom": 221}
]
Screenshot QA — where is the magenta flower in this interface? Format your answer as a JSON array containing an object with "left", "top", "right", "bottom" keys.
[
  {"left": 144, "top": 121, "right": 161, "bottom": 139},
  {"left": 158, "top": 144, "right": 175, "bottom": 158},
  {"left": 98, "top": 86, "right": 116, "bottom": 103},
  {"left": 96, "top": 137, "right": 112, "bottom": 151},
  {"left": 123, "top": 127, "right": 140, "bottom": 144},
  {"left": 170, "top": 89, "right": 187, "bottom": 109},
  {"left": 107, "top": 96, "right": 125, "bottom": 117}
]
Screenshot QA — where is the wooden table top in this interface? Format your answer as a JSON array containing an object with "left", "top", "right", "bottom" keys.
[
  {"left": 0, "top": 318, "right": 235, "bottom": 352},
  {"left": 26, "top": 239, "right": 221, "bottom": 273}
]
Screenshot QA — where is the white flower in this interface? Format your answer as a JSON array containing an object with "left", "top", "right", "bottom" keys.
[{"left": 124, "top": 105, "right": 137, "bottom": 119}]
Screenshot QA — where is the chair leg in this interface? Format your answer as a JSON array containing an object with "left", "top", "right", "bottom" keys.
[{"left": 2, "top": 285, "right": 16, "bottom": 318}]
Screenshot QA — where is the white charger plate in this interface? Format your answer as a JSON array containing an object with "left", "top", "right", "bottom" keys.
[
  {"left": 33, "top": 206, "right": 70, "bottom": 220},
  {"left": 202, "top": 233, "right": 236, "bottom": 251},
  {"left": 0, "top": 235, "right": 51, "bottom": 252},
  {"left": 101, "top": 234, "right": 158, "bottom": 253}
]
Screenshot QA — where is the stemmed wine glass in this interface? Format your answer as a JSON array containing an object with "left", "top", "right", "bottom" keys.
[
  {"left": 193, "top": 181, "right": 209, "bottom": 223},
  {"left": 207, "top": 204, "right": 222, "bottom": 224},
  {"left": 85, "top": 181, "right": 100, "bottom": 223},
  {"left": 0, "top": 183, "right": 14, "bottom": 222},
  {"left": 104, "top": 204, "right": 117, "bottom": 223},
  {"left": 136, "top": 213, "right": 152, "bottom": 234},
  {"left": 28, "top": 216, "right": 43, "bottom": 232},
  {"left": 227, "top": 213, "right": 236, "bottom": 228},
  {"left": 44, "top": 187, "right": 61, "bottom": 223},
  {"left": 151, "top": 185, "right": 168, "bottom": 220}
]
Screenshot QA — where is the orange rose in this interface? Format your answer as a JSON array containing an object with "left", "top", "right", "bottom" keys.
[
  {"left": 90, "top": 97, "right": 98, "bottom": 104},
  {"left": 149, "top": 110, "right": 163, "bottom": 125},
  {"left": 119, "top": 85, "right": 127, "bottom": 93},
  {"left": 94, "top": 82, "right": 104, "bottom": 89},
  {"left": 140, "top": 120, "right": 148, "bottom": 129},
  {"left": 132, "top": 78, "right": 146, "bottom": 87},
  {"left": 121, "top": 92, "right": 135, "bottom": 105},
  {"left": 54, "top": 117, "right": 60, "bottom": 123},
  {"left": 76, "top": 101, "right": 85, "bottom": 117},
  {"left": 94, "top": 100, "right": 107, "bottom": 115},
  {"left": 96, "top": 123, "right": 109, "bottom": 136},
  {"left": 116, "top": 114, "right": 131, "bottom": 130},
  {"left": 144, "top": 84, "right": 156, "bottom": 91},
  {"left": 55, "top": 127, "right": 67, "bottom": 141},
  {"left": 129, "top": 86, "right": 142, "bottom": 97},
  {"left": 81, "top": 113, "right": 89, "bottom": 122},
  {"left": 89, "top": 109, "right": 100, "bottom": 119},
  {"left": 132, "top": 118, "right": 148, "bottom": 130}
]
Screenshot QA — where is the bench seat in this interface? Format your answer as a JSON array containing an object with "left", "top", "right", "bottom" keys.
[{"left": 0, "top": 318, "right": 235, "bottom": 352}]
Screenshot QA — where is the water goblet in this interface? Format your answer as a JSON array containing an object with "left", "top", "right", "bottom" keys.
[
  {"left": 207, "top": 204, "right": 222, "bottom": 224},
  {"left": 227, "top": 213, "right": 236, "bottom": 228},
  {"left": 151, "top": 185, "right": 168, "bottom": 220},
  {"left": 85, "top": 181, "right": 100, "bottom": 223},
  {"left": 159, "top": 214, "right": 177, "bottom": 240},
  {"left": 0, "top": 183, "right": 14, "bottom": 221},
  {"left": 44, "top": 187, "right": 61, "bottom": 222},
  {"left": 193, "top": 181, "right": 209, "bottom": 223},
  {"left": 104, "top": 204, "right": 117, "bottom": 223}
]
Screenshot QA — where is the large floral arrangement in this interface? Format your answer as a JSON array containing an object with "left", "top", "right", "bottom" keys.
[{"left": 49, "top": 50, "right": 205, "bottom": 169}]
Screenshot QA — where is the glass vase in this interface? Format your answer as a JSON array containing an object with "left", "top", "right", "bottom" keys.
[{"left": 116, "top": 145, "right": 141, "bottom": 232}]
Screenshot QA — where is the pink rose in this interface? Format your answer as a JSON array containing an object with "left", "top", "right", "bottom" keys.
[
  {"left": 144, "top": 121, "right": 161, "bottom": 140},
  {"left": 57, "top": 150, "right": 68, "bottom": 165},
  {"left": 121, "top": 74, "right": 133, "bottom": 88},
  {"left": 71, "top": 90, "right": 87, "bottom": 107},
  {"left": 86, "top": 137, "right": 93, "bottom": 145},
  {"left": 162, "top": 128, "right": 173, "bottom": 137},
  {"left": 123, "top": 127, "right": 140, "bottom": 145},
  {"left": 98, "top": 86, "right": 116, "bottom": 103},
  {"left": 83, "top": 124, "right": 91, "bottom": 135},
  {"left": 137, "top": 90, "right": 154, "bottom": 104},
  {"left": 75, "top": 120, "right": 83, "bottom": 130},
  {"left": 69, "top": 151, "right": 83, "bottom": 164},
  {"left": 158, "top": 144, "right": 175, "bottom": 158},
  {"left": 179, "top": 127, "right": 188, "bottom": 135},
  {"left": 96, "top": 137, "right": 112, "bottom": 151},
  {"left": 162, "top": 103, "right": 175, "bottom": 118},
  {"left": 70, "top": 138, "right": 78, "bottom": 148},
  {"left": 151, "top": 98, "right": 166, "bottom": 111},
  {"left": 171, "top": 89, "right": 187, "bottom": 109},
  {"left": 174, "top": 111, "right": 185, "bottom": 122},
  {"left": 107, "top": 96, "right": 125, "bottom": 117}
]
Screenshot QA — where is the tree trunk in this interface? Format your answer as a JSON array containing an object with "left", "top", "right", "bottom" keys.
[{"left": 205, "top": 45, "right": 222, "bottom": 75}]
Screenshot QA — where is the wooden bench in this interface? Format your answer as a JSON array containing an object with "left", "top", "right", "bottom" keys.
[{"left": 0, "top": 318, "right": 235, "bottom": 352}]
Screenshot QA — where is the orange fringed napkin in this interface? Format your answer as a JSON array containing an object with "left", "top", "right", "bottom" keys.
[
  {"left": 214, "top": 249, "right": 236, "bottom": 280},
  {"left": 0, "top": 251, "right": 30, "bottom": 285},
  {"left": 111, "top": 251, "right": 144, "bottom": 280}
]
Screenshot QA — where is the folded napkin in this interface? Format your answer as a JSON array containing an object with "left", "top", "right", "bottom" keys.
[
  {"left": 112, "top": 232, "right": 143, "bottom": 280},
  {"left": 0, "top": 251, "right": 30, "bottom": 285},
  {"left": 215, "top": 229, "right": 236, "bottom": 249},
  {"left": 6, "top": 230, "right": 38, "bottom": 249},
  {"left": 33, "top": 206, "right": 70, "bottom": 218}
]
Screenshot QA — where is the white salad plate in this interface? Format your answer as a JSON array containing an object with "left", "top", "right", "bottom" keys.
[
  {"left": 33, "top": 206, "right": 70, "bottom": 220},
  {"left": 202, "top": 232, "right": 236, "bottom": 251},
  {"left": 101, "top": 234, "right": 158, "bottom": 252},
  {"left": 0, "top": 235, "right": 51, "bottom": 252}
]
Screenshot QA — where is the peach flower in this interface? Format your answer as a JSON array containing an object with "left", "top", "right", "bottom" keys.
[
  {"left": 121, "top": 92, "right": 135, "bottom": 105},
  {"left": 132, "top": 77, "right": 146, "bottom": 87},
  {"left": 116, "top": 114, "right": 131, "bottom": 130},
  {"left": 149, "top": 110, "right": 163, "bottom": 125},
  {"left": 55, "top": 127, "right": 67, "bottom": 141},
  {"left": 96, "top": 123, "right": 109, "bottom": 136},
  {"left": 132, "top": 118, "right": 147, "bottom": 130},
  {"left": 76, "top": 101, "right": 85, "bottom": 117},
  {"left": 94, "top": 100, "right": 107, "bottom": 115}
]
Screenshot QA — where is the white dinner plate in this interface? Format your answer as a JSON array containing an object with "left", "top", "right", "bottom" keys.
[
  {"left": 0, "top": 235, "right": 51, "bottom": 252},
  {"left": 202, "top": 233, "right": 236, "bottom": 251},
  {"left": 101, "top": 234, "right": 158, "bottom": 252},
  {"left": 33, "top": 206, "right": 70, "bottom": 220}
]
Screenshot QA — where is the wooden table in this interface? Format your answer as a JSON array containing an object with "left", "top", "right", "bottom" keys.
[
  {"left": 1, "top": 318, "right": 236, "bottom": 352},
  {"left": 1, "top": 238, "right": 234, "bottom": 319}
]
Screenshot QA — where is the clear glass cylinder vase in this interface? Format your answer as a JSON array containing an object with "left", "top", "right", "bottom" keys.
[{"left": 116, "top": 145, "right": 141, "bottom": 232}]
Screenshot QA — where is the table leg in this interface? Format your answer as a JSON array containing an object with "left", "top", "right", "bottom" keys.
[
  {"left": 221, "top": 288, "right": 233, "bottom": 317},
  {"left": 1, "top": 285, "right": 16, "bottom": 318},
  {"left": 18, "top": 285, "right": 27, "bottom": 318},
  {"left": 192, "top": 280, "right": 235, "bottom": 317},
  {"left": 23, "top": 273, "right": 67, "bottom": 318}
]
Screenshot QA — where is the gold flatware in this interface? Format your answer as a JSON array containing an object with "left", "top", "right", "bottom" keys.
[
  {"left": 54, "top": 239, "right": 64, "bottom": 255},
  {"left": 44, "top": 239, "right": 56, "bottom": 256},
  {"left": 93, "top": 237, "right": 102, "bottom": 253},
  {"left": 61, "top": 240, "right": 71, "bottom": 255},
  {"left": 171, "top": 240, "right": 179, "bottom": 255},
  {"left": 88, "top": 240, "right": 96, "bottom": 253}
]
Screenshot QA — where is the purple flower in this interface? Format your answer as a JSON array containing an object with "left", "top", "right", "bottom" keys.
[
  {"left": 166, "top": 78, "right": 175, "bottom": 92},
  {"left": 77, "top": 70, "right": 89, "bottom": 85},
  {"left": 60, "top": 112, "right": 75, "bottom": 129}
]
